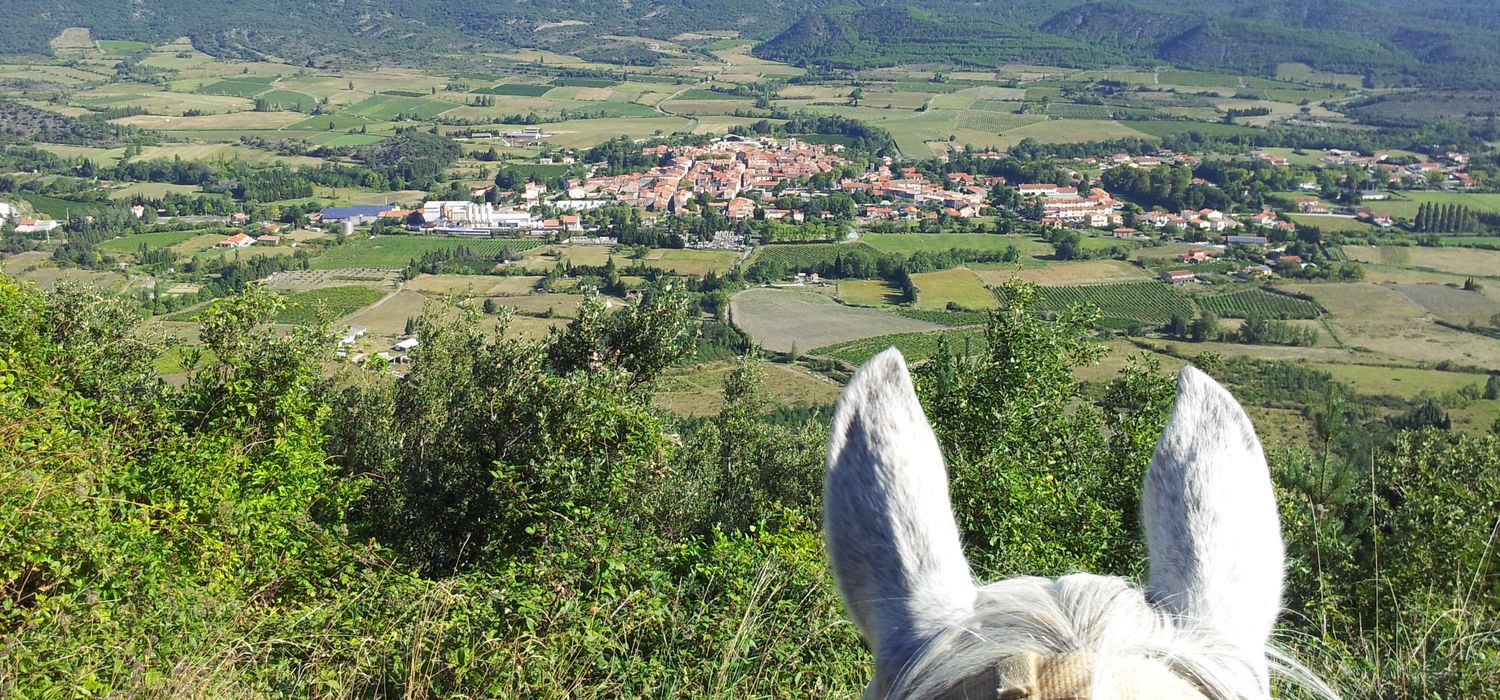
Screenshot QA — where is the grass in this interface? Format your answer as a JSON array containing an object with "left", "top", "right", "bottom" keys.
[
  {"left": 18, "top": 193, "right": 107, "bottom": 218},
  {"left": 1315, "top": 363, "right": 1486, "bottom": 400},
  {"left": 910, "top": 268, "right": 999, "bottom": 311},
  {"left": 340, "top": 95, "right": 455, "bottom": 120},
  {"left": 311, "top": 237, "right": 543, "bottom": 270},
  {"left": 640, "top": 249, "right": 741, "bottom": 276},
  {"left": 474, "top": 84, "right": 553, "bottom": 96},
  {"left": 1284, "top": 282, "right": 1500, "bottom": 367},
  {"left": 838, "top": 279, "right": 901, "bottom": 306},
  {"left": 96, "top": 230, "right": 205, "bottom": 254},
  {"left": 861, "top": 233, "right": 1048, "bottom": 257},
  {"left": 1286, "top": 214, "right": 1374, "bottom": 233},
  {"left": 1363, "top": 191, "right": 1500, "bottom": 219},
  {"left": 1390, "top": 284, "right": 1500, "bottom": 326},
  {"left": 1345, "top": 247, "right": 1500, "bottom": 279},
  {"left": 976, "top": 260, "right": 1149, "bottom": 286},
  {"left": 730, "top": 287, "right": 942, "bottom": 353},
  {"left": 272, "top": 286, "right": 388, "bottom": 325}
]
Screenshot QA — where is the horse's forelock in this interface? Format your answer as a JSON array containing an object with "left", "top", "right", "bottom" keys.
[{"left": 886, "top": 574, "right": 1267, "bottom": 700}]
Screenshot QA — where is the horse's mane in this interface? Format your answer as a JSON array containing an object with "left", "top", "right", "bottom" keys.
[{"left": 824, "top": 349, "right": 1338, "bottom": 700}]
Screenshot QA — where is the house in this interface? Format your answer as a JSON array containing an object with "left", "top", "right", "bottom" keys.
[
  {"left": 13, "top": 218, "right": 60, "bottom": 234},
  {"left": 1179, "top": 249, "right": 1215, "bottom": 264},
  {"left": 559, "top": 214, "right": 583, "bottom": 232},
  {"left": 129, "top": 204, "right": 146, "bottom": 219},
  {"left": 338, "top": 325, "right": 367, "bottom": 347},
  {"left": 1275, "top": 254, "right": 1303, "bottom": 268},
  {"left": 726, "top": 197, "right": 755, "bottom": 220},
  {"left": 216, "top": 232, "right": 254, "bottom": 248},
  {"left": 255, "top": 235, "right": 281, "bottom": 246},
  {"left": 392, "top": 338, "right": 419, "bottom": 352},
  {"left": 320, "top": 204, "right": 395, "bottom": 224},
  {"left": 1161, "top": 269, "right": 1196, "bottom": 285},
  {"left": 1237, "top": 264, "right": 1274, "bottom": 279}
]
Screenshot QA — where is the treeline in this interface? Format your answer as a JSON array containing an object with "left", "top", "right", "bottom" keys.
[
  {"left": 1164, "top": 312, "right": 1319, "bottom": 346},
  {"left": 1412, "top": 202, "right": 1483, "bottom": 233}
]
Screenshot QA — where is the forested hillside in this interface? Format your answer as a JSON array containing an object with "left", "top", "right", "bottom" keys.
[
  {"left": 7, "top": 0, "right": 1500, "bottom": 86},
  {"left": 756, "top": 0, "right": 1500, "bottom": 87},
  {"left": 3, "top": 277, "right": 1495, "bottom": 697}
]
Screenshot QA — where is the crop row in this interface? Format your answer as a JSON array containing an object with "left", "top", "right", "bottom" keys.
[
  {"left": 1033, "top": 282, "right": 1196, "bottom": 324},
  {"left": 1197, "top": 288, "right": 1323, "bottom": 319}
]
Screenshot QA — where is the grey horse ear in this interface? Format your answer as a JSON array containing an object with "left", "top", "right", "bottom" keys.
[
  {"left": 1143, "top": 366, "right": 1284, "bottom": 687},
  {"left": 825, "top": 348, "right": 976, "bottom": 691}
]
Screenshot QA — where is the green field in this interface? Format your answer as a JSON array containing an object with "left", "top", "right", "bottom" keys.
[
  {"left": 96, "top": 230, "right": 206, "bottom": 254},
  {"left": 641, "top": 249, "right": 741, "bottom": 276},
  {"left": 1286, "top": 214, "right": 1375, "bottom": 233},
  {"left": 1197, "top": 288, "right": 1323, "bottom": 319},
  {"left": 1363, "top": 191, "right": 1500, "bottom": 219},
  {"left": 910, "top": 268, "right": 999, "bottom": 311},
  {"left": 1033, "top": 282, "right": 1196, "bottom": 324},
  {"left": 19, "top": 193, "right": 107, "bottom": 218},
  {"left": 311, "top": 236, "right": 543, "bottom": 269},
  {"left": 340, "top": 95, "right": 456, "bottom": 120},
  {"left": 861, "top": 233, "right": 1047, "bottom": 257},
  {"left": 255, "top": 89, "right": 317, "bottom": 111},
  {"left": 839, "top": 279, "right": 901, "bottom": 306},
  {"left": 272, "top": 286, "right": 388, "bottom": 325},
  {"left": 196, "top": 78, "right": 277, "bottom": 98},
  {"left": 475, "top": 84, "right": 553, "bottom": 96}
]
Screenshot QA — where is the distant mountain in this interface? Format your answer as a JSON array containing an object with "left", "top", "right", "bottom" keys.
[
  {"left": 757, "top": 1, "right": 1500, "bottom": 88},
  {"left": 5, "top": 0, "right": 1500, "bottom": 87}
]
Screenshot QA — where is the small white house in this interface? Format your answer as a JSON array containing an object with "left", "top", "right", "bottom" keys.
[{"left": 393, "top": 338, "right": 419, "bottom": 352}]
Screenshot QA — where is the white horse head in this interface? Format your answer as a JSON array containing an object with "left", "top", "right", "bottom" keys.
[{"left": 825, "top": 348, "right": 1326, "bottom": 700}]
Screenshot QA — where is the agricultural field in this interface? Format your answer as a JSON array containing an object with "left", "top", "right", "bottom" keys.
[
  {"left": 1362, "top": 191, "right": 1500, "bottom": 219},
  {"left": 1315, "top": 363, "right": 1489, "bottom": 401},
  {"left": 272, "top": 286, "right": 388, "bottom": 325},
  {"left": 1196, "top": 288, "right": 1323, "bottom": 319},
  {"left": 1285, "top": 214, "right": 1374, "bottom": 234},
  {"left": 1032, "top": 282, "right": 1196, "bottom": 325},
  {"left": 310, "top": 236, "right": 543, "bottom": 270},
  {"left": 96, "top": 229, "right": 207, "bottom": 255},
  {"left": 1344, "top": 246, "right": 1500, "bottom": 279},
  {"left": 1389, "top": 283, "right": 1500, "bottom": 326},
  {"left": 861, "top": 233, "right": 1048, "bottom": 257},
  {"left": 639, "top": 249, "right": 742, "bottom": 276},
  {"left": 653, "top": 360, "right": 840, "bottom": 417},
  {"left": 1284, "top": 282, "right": 1500, "bottom": 366},
  {"left": 979, "top": 259, "right": 1150, "bottom": 286},
  {"left": 838, "top": 279, "right": 901, "bottom": 306},
  {"left": 910, "top": 268, "right": 999, "bottom": 311},
  {"left": 730, "top": 287, "right": 943, "bottom": 353}
]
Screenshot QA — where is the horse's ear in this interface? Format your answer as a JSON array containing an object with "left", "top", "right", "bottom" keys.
[
  {"left": 825, "top": 348, "right": 975, "bottom": 687},
  {"left": 1144, "top": 366, "right": 1284, "bottom": 683}
]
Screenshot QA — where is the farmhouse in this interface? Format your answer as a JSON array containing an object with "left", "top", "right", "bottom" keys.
[
  {"left": 216, "top": 232, "right": 254, "bottom": 248},
  {"left": 1161, "top": 269, "right": 1196, "bottom": 285},
  {"left": 14, "top": 218, "right": 60, "bottom": 234}
]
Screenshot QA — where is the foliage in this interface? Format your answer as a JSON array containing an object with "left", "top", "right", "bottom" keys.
[{"left": 3, "top": 273, "right": 1497, "bottom": 698}]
